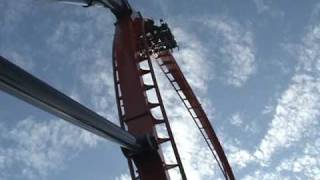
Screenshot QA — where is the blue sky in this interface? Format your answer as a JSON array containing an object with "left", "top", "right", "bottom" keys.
[{"left": 1, "top": 0, "right": 320, "bottom": 179}]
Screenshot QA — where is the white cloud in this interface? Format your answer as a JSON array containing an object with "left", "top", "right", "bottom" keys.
[
  {"left": 172, "top": 27, "right": 212, "bottom": 94},
  {"left": 228, "top": 112, "right": 257, "bottom": 134},
  {"left": 201, "top": 17, "right": 256, "bottom": 87},
  {"left": 77, "top": 57, "right": 117, "bottom": 119},
  {"left": 261, "top": 104, "right": 274, "bottom": 115},
  {"left": 242, "top": 170, "right": 288, "bottom": 180},
  {"left": 254, "top": 23, "right": 320, "bottom": 165},
  {"left": 224, "top": 142, "right": 254, "bottom": 169},
  {"left": 230, "top": 113, "right": 243, "bottom": 127},
  {"left": 254, "top": 74, "right": 320, "bottom": 164},
  {"left": 0, "top": 117, "right": 100, "bottom": 179},
  {"left": 252, "top": 0, "right": 284, "bottom": 18},
  {"left": 115, "top": 173, "right": 131, "bottom": 180},
  {"left": 276, "top": 141, "right": 320, "bottom": 179},
  {"left": 268, "top": 23, "right": 320, "bottom": 179},
  {"left": 243, "top": 138, "right": 320, "bottom": 180},
  {"left": 253, "top": 0, "right": 270, "bottom": 14}
]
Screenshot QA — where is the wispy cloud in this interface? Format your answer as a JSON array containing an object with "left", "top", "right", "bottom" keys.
[
  {"left": 115, "top": 173, "right": 131, "bottom": 180},
  {"left": 276, "top": 140, "right": 320, "bottom": 179},
  {"left": 227, "top": 146, "right": 254, "bottom": 169},
  {"left": 172, "top": 27, "right": 213, "bottom": 94},
  {"left": 254, "top": 74, "right": 320, "bottom": 164},
  {"left": 243, "top": 138, "right": 320, "bottom": 179},
  {"left": 252, "top": 0, "right": 284, "bottom": 17},
  {"left": 0, "top": 117, "right": 99, "bottom": 179},
  {"left": 77, "top": 57, "right": 117, "bottom": 119},
  {"left": 242, "top": 170, "right": 287, "bottom": 180},
  {"left": 254, "top": 21, "right": 320, "bottom": 165},
  {"left": 253, "top": 0, "right": 270, "bottom": 14},
  {"left": 230, "top": 113, "right": 243, "bottom": 127},
  {"left": 201, "top": 17, "right": 256, "bottom": 87}
]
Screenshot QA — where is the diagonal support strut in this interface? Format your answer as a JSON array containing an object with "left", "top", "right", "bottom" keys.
[{"left": 0, "top": 56, "right": 147, "bottom": 152}]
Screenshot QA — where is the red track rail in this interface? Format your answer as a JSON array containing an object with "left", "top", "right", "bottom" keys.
[{"left": 156, "top": 51, "right": 235, "bottom": 180}]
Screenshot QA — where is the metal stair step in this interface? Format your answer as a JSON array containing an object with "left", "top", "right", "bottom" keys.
[
  {"left": 165, "top": 164, "right": 179, "bottom": 170},
  {"left": 157, "top": 137, "right": 170, "bottom": 144}
]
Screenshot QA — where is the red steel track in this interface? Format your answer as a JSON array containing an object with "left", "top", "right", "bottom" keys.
[{"left": 156, "top": 52, "right": 235, "bottom": 180}]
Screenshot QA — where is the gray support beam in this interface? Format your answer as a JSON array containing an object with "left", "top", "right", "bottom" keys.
[
  {"left": 0, "top": 56, "right": 141, "bottom": 151},
  {"left": 52, "top": 0, "right": 132, "bottom": 18}
]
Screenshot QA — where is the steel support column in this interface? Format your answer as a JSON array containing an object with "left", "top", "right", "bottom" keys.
[{"left": 113, "top": 14, "right": 169, "bottom": 180}]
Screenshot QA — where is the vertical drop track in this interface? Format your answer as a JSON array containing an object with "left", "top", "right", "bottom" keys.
[{"left": 113, "top": 14, "right": 186, "bottom": 180}]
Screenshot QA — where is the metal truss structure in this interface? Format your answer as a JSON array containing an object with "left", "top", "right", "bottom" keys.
[{"left": 0, "top": 0, "right": 235, "bottom": 179}]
